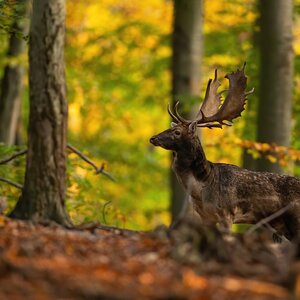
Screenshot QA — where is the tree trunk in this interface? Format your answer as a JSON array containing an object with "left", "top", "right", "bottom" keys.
[
  {"left": 256, "top": 0, "right": 294, "bottom": 173},
  {"left": 10, "top": 0, "right": 71, "bottom": 226},
  {"left": 171, "top": 0, "right": 202, "bottom": 221},
  {"left": 0, "top": 2, "right": 29, "bottom": 145}
]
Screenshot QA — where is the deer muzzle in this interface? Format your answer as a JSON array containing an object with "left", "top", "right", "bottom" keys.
[{"left": 149, "top": 135, "right": 160, "bottom": 146}]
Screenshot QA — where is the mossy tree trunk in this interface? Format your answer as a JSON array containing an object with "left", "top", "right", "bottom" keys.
[{"left": 10, "top": 0, "right": 71, "bottom": 226}]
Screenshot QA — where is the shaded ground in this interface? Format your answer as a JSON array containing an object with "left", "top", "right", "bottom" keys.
[{"left": 0, "top": 217, "right": 296, "bottom": 299}]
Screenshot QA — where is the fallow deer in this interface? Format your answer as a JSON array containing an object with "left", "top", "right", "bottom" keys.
[{"left": 150, "top": 64, "right": 300, "bottom": 240}]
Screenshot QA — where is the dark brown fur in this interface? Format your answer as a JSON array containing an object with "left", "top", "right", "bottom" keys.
[
  {"left": 151, "top": 66, "right": 300, "bottom": 240},
  {"left": 150, "top": 122, "right": 300, "bottom": 240}
]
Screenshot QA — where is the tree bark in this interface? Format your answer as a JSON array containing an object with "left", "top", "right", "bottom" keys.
[
  {"left": 256, "top": 0, "right": 294, "bottom": 173},
  {"left": 10, "top": 0, "right": 71, "bottom": 226},
  {"left": 171, "top": 0, "right": 202, "bottom": 221},
  {"left": 0, "top": 2, "right": 29, "bottom": 145}
]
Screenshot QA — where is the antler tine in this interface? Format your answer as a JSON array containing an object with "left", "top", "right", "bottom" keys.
[
  {"left": 245, "top": 87, "right": 255, "bottom": 95},
  {"left": 197, "top": 123, "right": 224, "bottom": 129},
  {"left": 168, "top": 103, "right": 180, "bottom": 123},
  {"left": 242, "top": 61, "right": 246, "bottom": 71},
  {"left": 168, "top": 101, "right": 194, "bottom": 124},
  {"left": 174, "top": 101, "right": 189, "bottom": 123}
]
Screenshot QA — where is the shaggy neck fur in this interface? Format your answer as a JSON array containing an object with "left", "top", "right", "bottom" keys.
[{"left": 173, "top": 136, "right": 212, "bottom": 182}]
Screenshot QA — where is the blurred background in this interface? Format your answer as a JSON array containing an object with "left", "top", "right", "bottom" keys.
[{"left": 1, "top": 0, "right": 300, "bottom": 230}]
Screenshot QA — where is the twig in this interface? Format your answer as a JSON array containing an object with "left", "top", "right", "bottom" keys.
[
  {"left": 73, "top": 222, "right": 140, "bottom": 235},
  {"left": 102, "top": 200, "right": 112, "bottom": 224},
  {"left": 0, "top": 145, "right": 115, "bottom": 181},
  {"left": 0, "top": 177, "right": 23, "bottom": 190},
  {"left": 67, "top": 144, "right": 115, "bottom": 181},
  {"left": 0, "top": 149, "right": 27, "bottom": 165},
  {"left": 246, "top": 203, "right": 292, "bottom": 235},
  {"left": 263, "top": 222, "right": 290, "bottom": 243}
]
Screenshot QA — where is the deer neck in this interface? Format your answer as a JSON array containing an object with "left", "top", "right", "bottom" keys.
[{"left": 173, "top": 138, "right": 212, "bottom": 185}]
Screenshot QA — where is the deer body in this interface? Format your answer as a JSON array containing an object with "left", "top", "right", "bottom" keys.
[{"left": 150, "top": 65, "right": 300, "bottom": 240}]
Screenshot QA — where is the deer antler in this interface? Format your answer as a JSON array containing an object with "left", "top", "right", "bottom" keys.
[
  {"left": 168, "top": 101, "right": 189, "bottom": 124},
  {"left": 199, "top": 63, "right": 253, "bottom": 125},
  {"left": 168, "top": 64, "right": 253, "bottom": 128}
]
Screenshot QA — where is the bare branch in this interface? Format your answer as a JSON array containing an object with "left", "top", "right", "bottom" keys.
[
  {"left": 246, "top": 203, "right": 292, "bottom": 235},
  {"left": 0, "top": 145, "right": 115, "bottom": 183},
  {"left": 67, "top": 144, "right": 97, "bottom": 168},
  {"left": 0, "top": 177, "right": 23, "bottom": 190},
  {"left": 67, "top": 144, "right": 115, "bottom": 181},
  {"left": 0, "top": 149, "right": 27, "bottom": 165}
]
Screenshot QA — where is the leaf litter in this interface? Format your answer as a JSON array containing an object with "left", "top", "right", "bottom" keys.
[{"left": 0, "top": 215, "right": 297, "bottom": 300}]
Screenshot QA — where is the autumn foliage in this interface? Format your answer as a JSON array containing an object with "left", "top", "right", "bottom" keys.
[
  {"left": 0, "top": 0, "right": 300, "bottom": 229},
  {"left": 0, "top": 217, "right": 292, "bottom": 299}
]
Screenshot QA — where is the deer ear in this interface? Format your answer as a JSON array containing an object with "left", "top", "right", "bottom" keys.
[
  {"left": 188, "top": 121, "right": 197, "bottom": 134},
  {"left": 171, "top": 122, "right": 177, "bottom": 128}
]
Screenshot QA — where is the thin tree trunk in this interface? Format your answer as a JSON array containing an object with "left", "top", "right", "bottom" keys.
[
  {"left": 256, "top": 0, "right": 294, "bottom": 173},
  {"left": 10, "top": 0, "right": 71, "bottom": 226},
  {"left": 242, "top": 9, "right": 260, "bottom": 172},
  {"left": 0, "top": 1, "right": 29, "bottom": 145},
  {"left": 171, "top": 0, "right": 202, "bottom": 221}
]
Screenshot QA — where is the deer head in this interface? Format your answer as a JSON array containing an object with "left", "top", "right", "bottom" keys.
[{"left": 150, "top": 64, "right": 253, "bottom": 151}]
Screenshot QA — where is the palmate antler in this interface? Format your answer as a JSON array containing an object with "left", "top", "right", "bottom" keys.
[{"left": 168, "top": 63, "right": 254, "bottom": 128}]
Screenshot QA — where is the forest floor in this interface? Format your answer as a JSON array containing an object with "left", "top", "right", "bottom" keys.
[{"left": 0, "top": 216, "right": 298, "bottom": 300}]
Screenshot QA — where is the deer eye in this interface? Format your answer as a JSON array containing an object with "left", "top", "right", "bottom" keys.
[{"left": 174, "top": 130, "right": 181, "bottom": 136}]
